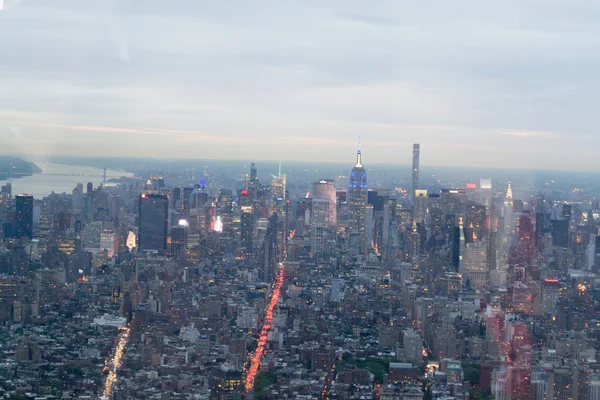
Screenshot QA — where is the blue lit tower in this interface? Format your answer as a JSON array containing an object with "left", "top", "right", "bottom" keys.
[{"left": 348, "top": 143, "right": 368, "bottom": 253}]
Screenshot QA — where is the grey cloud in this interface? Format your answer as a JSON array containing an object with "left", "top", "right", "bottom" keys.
[{"left": 0, "top": 0, "right": 599, "bottom": 169}]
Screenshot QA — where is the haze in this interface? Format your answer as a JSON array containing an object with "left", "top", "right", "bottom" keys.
[{"left": 0, "top": 0, "right": 599, "bottom": 170}]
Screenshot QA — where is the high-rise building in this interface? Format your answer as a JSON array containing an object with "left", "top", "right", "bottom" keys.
[
  {"left": 171, "top": 219, "right": 189, "bottom": 260},
  {"left": 401, "top": 329, "right": 423, "bottom": 364},
  {"left": 516, "top": 212, "right": 534, "bottom": 267},
  {"left": 15, "top": 194, "right": 33, "bottom": 240},
  {"left": 412, "top": 143, "right": 420, "bottom": 202},
  {"left": 311, "top": 198, "right": 330, "bottom": 228},
  {"left": 466, "top": 202, "right": 487, "bottom": 240},
  {"left": 310, "top": 225, "right": 326, "bottom": 259},
  {"left": 172, "top": 187, "right": 182, "bottom": 209},
  {"left": 590, "top": 373, "right": 600, "bottom": 400},
  {"left": 72, "top": 183, "right": 83, "bottom": 213},
  {"left": 295, "top": 199, "right": 311, "bottom": 237},
  {"left": 310, "top": 198, "right": 330, "bottom": 259},
  {"left": 348, "top": 145, "right": 368, "bottom": 252},
  {"left": 331, "top": 277, "right": 342, "bottom": 302},
  {"left": 562, "top": 204, "right": 572, "bottom": 221},
  {"left": 428, "top": 193, "right": 443, "bottom": 237},
  {"left": 240, "top": 206, "right": 254, "bottom": 258},
  {"left": 182, "top": 187, "right": 194, "bottom": 215},
  {"left": 312, "top": 179, "right": 337, "bottom": 225},
  {"left": 553, "top": 367, "right": 577, "bottom": 400},
  {"left": 478, "top": 178, "right": 493, "bottom": 208},
  {"left": 492, "top": 368, "right": 508, "bottom": 400},
  {"left": 441, "top": 189, "right": 467, "bottom": 224},
  {"left": 413, "top": 190, "right": 428, "bottom": 224},
  {"left": 551, "top": 219, "right": 569, "bottom": 248},
  {"left": 263, "top": 213, "right": 278, "bottom": 282},
  {"left": 531, "top": 368, "right": 553, "bottom": 400},
  {"left": 138, "top": 193, "right": 169, "bottom": 252},
  {"left": 540, "top": 278, "right": 560, "bottom": 315}
]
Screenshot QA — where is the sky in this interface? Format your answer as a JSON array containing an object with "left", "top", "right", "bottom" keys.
[{"left": 1, "top": 0, "right": 600, "bottom": 170}]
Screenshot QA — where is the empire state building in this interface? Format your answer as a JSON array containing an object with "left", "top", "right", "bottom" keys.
[{"left": 348, "top": 144, "right": 368, "bottom": 253}]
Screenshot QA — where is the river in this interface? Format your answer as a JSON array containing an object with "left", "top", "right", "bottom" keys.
[{"left": 0, "top": 162, "right": 134, "bottom": 198}]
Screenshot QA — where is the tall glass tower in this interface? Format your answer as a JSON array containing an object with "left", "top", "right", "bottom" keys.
[
  {"left": 138, "top": 193, "right": 169, "bottom": 252},
  {"left": 15, "top": 194, "right": 33, "bottom": 240},
  {"left": 348, "top": 144, "right": 367, "bottom": 252},
  {"left": 412, "top": 143, "right": 420, "bottom": 202}
]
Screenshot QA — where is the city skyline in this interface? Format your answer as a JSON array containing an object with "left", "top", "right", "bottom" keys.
[{"left": 1, "top": 1, "right": 600, "bottom": 169}]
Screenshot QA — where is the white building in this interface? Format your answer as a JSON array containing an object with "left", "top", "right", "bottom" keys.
[{"left": 93, "top": 313, "right": 127, "bottom": 328}]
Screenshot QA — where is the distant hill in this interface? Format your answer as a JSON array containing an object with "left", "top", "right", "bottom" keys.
[{"left": 0, "top": 157, "right": 41, "bottom": 180}]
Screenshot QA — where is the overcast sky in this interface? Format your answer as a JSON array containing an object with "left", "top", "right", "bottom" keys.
[{"left": 1, "top": 0, "right": 599, "bottom": 169}]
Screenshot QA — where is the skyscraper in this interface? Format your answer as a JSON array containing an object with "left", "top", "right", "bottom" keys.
[
  {"left": 516, "top": 212, "right": 534, "bottom": 267},
  {"left": 312, "top": 179, "right": 337, "bottom": 225},
  {"left": 263, "top": 213, "right": 278, "bottom": 282},
  {"left": 72, "top": 183, "right": 83, "bottom": 213},
  {"left": 412, "top": 144, "right": 420, "bottom": 202},
  {"left": 138, "top": 193, "right": 169, "bottom": 252},
  {"left": 240, "top": 206, "right": 254, "bottom": 258},
  {"left": 15, "top": 194, "right": 33, "bottom": 240},
  {"left": 348, "top": 144, "right": 367, "bottom": 252},
  {"left": 310, "top": 198, "right": 330, "bottom": 228},
  {"left": 171, "top": 219, "right": 189, "bottom": 260}
]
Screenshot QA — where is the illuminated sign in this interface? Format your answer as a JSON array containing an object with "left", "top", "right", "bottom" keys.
[{"left": 214, "top": 216, "right": 223, "bottom": 233}]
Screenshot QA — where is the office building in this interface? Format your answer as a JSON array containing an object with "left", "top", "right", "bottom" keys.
[
  {"left": 240, "top": 206, "right": 254, "bottom": 257},
  {"left": 562, "top": 204, "right": 572, "bottom": 221},
  {"left": 312, "top": 179, "right": 337, "bottom": 225},
  {"left": 540, "top": 278, "right": 560, "bottom": 315},
  {"left": 310, "top": 198, "right": 330, "bottom": 228},
  {"left": 171, "top": 219, "right": 189, "bottom": 260},
  {"left": 590, "top": 374, "right": 600, "bottom": 400},
  {"left": 15, "top": 194, "right": 33, "bottom": 240},
  {"left": 263, "top": 213, "right": 278, "bottom": 282},
  {"left": 551, "top": 219, "right": 569, "bottom": 248},
  {"left": 331, "top": 277, "right": 342, "bottom": 302},
  {"left": 138, "top": 193, "right": 169, "bottom": 252},
  {"left": 466, "top": 202, "right": 487, "bottom": 240},
  {"left": 413, "top": 190, "right": 428, "bottom": 224},
  {"left": 441, "top": 189, "right": 467, "bottom": 224},
  {"left": 516, "top": 212, "right": 534, "bottom": 267}
]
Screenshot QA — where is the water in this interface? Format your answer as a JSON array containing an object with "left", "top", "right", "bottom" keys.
[{"left": 0, "top": 162, "right": 134, "bottom": 198}]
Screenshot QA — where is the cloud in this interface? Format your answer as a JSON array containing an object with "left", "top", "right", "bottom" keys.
[
  {"left": 498, "top": 130, "right": 556, "bottom": 137},
  {"left": 0, "top": 0, "right": 599, "bottom": 169}
]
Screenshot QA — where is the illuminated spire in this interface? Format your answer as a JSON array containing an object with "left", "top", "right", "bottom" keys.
[
  {"left": 505, "top": 180, "right": 513, "bottom": 206},
  {"left": 355, "top": 137, "right": 362, "bottom": 167},
  {"left": 278, "top": 160, "right": 282, "bottom": 177}
]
